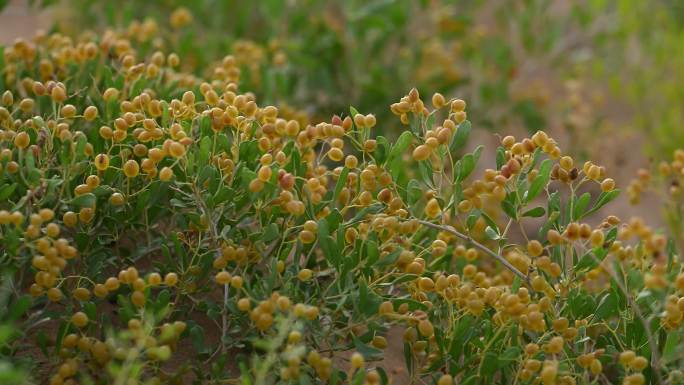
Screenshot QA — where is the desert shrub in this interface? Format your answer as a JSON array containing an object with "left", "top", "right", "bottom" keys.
[
  {"left": 1, "top": 27, "right": 684, "bottom": 385},
  {"left": 32, "top": 0, "right": 684, "bottom": 160},
  {"left": 628, "top": 149, "right": 684, "bottom": 265},
  {"left": 36, "top": 0, "right": 605, "bottom": 137}
]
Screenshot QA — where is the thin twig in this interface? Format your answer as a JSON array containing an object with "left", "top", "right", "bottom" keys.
[{"left": 416, "top": 220, "right": 531, "bottom": 286}]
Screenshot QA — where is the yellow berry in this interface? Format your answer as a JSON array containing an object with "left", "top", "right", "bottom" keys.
[
  {"left": 123, "top": 159, "right": 140, "bottom": 178},
  {"left": 169, "top": 141, "right": 186, "bottom": 158},
  {"left": 164, "top": 272, "right": 178, "bottom": 286},
  {"left": 425, "top": 198, "right": 441, "bottom": 218},
  {"left": 619, "top": 350, "right": 635, "bottom": 366},
  {"left": 159, "top": 166, "right": 174, "bottom": 181},
  {"left": 237, "top": 298, "right": 251, "bottom": 311},
  {"left": 215, "top": 271, "right": 232, "bottom": 285},
  {"left": 110, "top": 193, "right": 125, "bottom": 206},
  {"left": 451, "top": 99, "right": 466, "bottom": 112},
  {"left": 71, "top": 312, "right": 89, "bottom": 328},
  {"left": 417, "top": 319, "right": 434, "bottom": 337},
  {"left": 412, "top": 145, "right": 431, "bottom": 161},
  {"left": 437, "top": 374, "right": 453, "bottom": 385},
  {"left": 630, "top": 356, "right": 648, "bottom": 371},
  {"left": 327, "top": 148, "right": 344, "bottom": 162},
  {"left": 63, "top": 211, "right": 78, "bottom": 227},
  {"left": 83, "top": 106, "right": 98, "bottom": 121},
  {"left": 94, "top": 154, "right": 110, "bottom": 171},
  {"left": 350, "top": 352, "right": 364, "bottom": 369},
  {"left": 298, "top": 269, "right": 313, "bottom": 282},
  {"left": 601, "top": 178, "right": 615, "bottom": 192},
  {"left": 14, "top": 131, "right": 30, "bottom": 149},
  {"left": 527, "top": 240, "right": 543, "bottom": 257}
]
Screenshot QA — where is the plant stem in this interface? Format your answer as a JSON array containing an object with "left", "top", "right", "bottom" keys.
[{"left": 416, "top": 219, "right": 532, "bottom": 287}]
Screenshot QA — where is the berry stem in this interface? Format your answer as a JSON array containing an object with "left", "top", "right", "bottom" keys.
[{"left": 415, "top": 219, "right": 532, "bottom": 287}]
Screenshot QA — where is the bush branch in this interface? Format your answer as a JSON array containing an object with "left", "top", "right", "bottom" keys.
[{"left": 416, "top": 219, "right": 532, "bottom": 286}]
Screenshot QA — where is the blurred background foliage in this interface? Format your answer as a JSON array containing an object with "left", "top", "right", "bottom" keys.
[
  {"left": 0, "top": 0, "right": 673, "bottom": 161},
  {"left": 10, "top": 0, "right": 684, "bottom": 157}
]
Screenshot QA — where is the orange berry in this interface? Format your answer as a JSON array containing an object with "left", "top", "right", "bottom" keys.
[
  {"left": 164, "top": 272, "right": 178, "bottom": 286},
  {"left": 94, "top": 154, "right": 110, "bottom": 171},
  {"left": 298, "top": 269, "right": 313, "bottom": 281},
  {"left": 417, "top": 319, "right": 434, "bottom": 337},
  {"left": 412, "top": 145, "right": 431, "bottom": 161},
  {"left": 159, "top": 166, "right": 173, "bottom": 181},
  {"left": 71, "top": 312, "right": 88, "bottom": 328},
  {"left": 83, "top": 106, "right": 98, "bottom": 121},
  {"left": 14, "top": 131, "right": 30, "bottom": 149},
  {"left": 123, "top": 159, "right": 140, "bottom": 178}
]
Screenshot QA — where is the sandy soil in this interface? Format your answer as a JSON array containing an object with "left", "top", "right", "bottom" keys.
[{"left": 0, "top": 0, "right": 51, "bottom": 45}]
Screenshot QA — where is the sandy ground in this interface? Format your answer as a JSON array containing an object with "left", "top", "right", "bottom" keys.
[{"left": 0, "top": 0, "right": 51, "bottom": 45}]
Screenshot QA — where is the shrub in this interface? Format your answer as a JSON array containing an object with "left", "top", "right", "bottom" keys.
[
  {"left": 1, "top": 27, "right": 684, "bottom": 385},
  {"left": 40, "top": 1, "right": 572, "bottom": 136}
]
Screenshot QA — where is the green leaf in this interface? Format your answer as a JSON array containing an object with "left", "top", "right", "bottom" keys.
[
  {"left": 526, "top": 159, "right": 551, "bottom": 202},
  {"left": 575, "top": 248, "right": 607, "bottom": 271},
  {"left": 6, "top": 295, "right": 31, "bottom": 322},
  {"left": 495, "top": 146, "right": 506, "bottom": 169},
  {"left": 358, "top": 280, "right": 382, "bottom": 317},
  {"left": 189, "top": 324, "right": 210, "bottom": 354},
  {"left": 375, "top": 136, "right": 390, "bottom": 165},
  {"left": 455, "top": 145, "right": 483, "bottom": 182},
  {"left": 522, "top": 206, "right": 545, "bottom": 218},
  {"left": 262, "top": 223, "right": 279, "bottom": 243},
  {"left": 501, "top": 194, "right": 518, "bottom": 220},
  {"left": 480, "top": 351, "right": 498, "bottom": 377},
  {"left": 407, "top": 179, "right": 422, "bottom": 206},
  {"left": 663, "top": 329, "right": 684, "bottom": 363},
  {"left": 388, "top": 131, "right": 413, "bottom": 180},
  {"left": 572, "top": 192, "right": 591, "bottom": 220},
  {"left": 333, "top": 167, "right": 349, "bottom": 204},
  {"left": 353, "top": 335, "right": 383, "bottom": 360},
  {"left": 365, "top": 239, "right": 380, "bottom": 266},
  {"left": 584, "top": 190, "right": 620, "bottom": 217},
  {"left": 318, "top": 218, "right": 340, "bottom": 267},
  {"left": 70, "top": 193, "right": 96, "bottom": 209},
  {"left": 198, "top": 136, "right": 211, "bottom": 166},
  {"left": 498, "top": 346, "right": 522, "bottom": 368},
  {"left": 511, "top": 276, "right": 522, "bottom": 293},
  {"left": 449, "top": 120, "right": 471, "bottom": 153},
  {"left": 350, "top": 106, "right": 360, "bottom": 120},
  {"left": 0, "top": 183, "right": 17, "bottom": 201},
  {"left": 484, "top": 226, "right": 500, "bottom": 240},
  {"left": 592, "top": 292, "right": 618, "bottom": 321}
]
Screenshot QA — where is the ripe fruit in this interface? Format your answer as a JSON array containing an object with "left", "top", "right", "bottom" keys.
[
  {"left": 110, "top": 193, "right": 125, "bottom": 206},
  {"left": 451, "top": 99, "right": 466, "bottom": 112},
  {"left": 83, "top": 106, "right": 98, "bottom": 121},
  {"left": 71, "top": 312, "right": 88, "bottom": 328},
  {"left": 94, "top": 154, "right": 110, "bottom": 171},
  {"left": 601, "top": 178, "right": 616, "bottom": 192},
  {"left": 425, "top": 198, "right": 440, "bottom": 218},
  {"left": 164, "top": 273, "right": 178, "bottom": 286},
  {"left": 123, "top": 159, "right": 140, "bottom": 178},
  {"left": 159, "top": 166, "right": 174, "bottom": 181},
  {"left": 298, "top": 269, "right": 313, "bottom": 282},
  {"left": 215, "top": 271, "right": 231, "bottom": 285},
  {"left": 350, "top": 352, "right": 364, "bottom": 369},
  {"left": 169, "top": 141, "right": 186, "bottom": 158},
  {"left": 327, "top": 148, "right": 343, "bottom": 162},
  {"left": 412, "top": 144, "right": 431, "bottom": 161},
  {"left": 437, "top": 374, "right": 453, "bottom": 385},
  {"left": 63, "top": 211, "right": 78, "bottom": 227},
  {"left": 14, "top": 132, "right": 30, "bottom": 149},
  {"left": 417, "top": 319, "right": 434, "bottom": 337}
]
